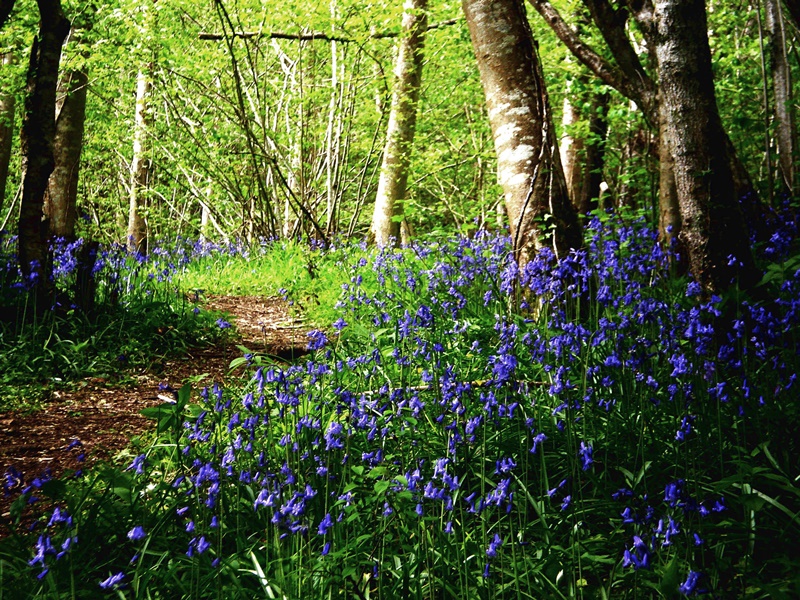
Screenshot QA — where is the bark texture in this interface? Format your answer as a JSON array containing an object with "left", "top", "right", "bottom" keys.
[
  {"left": 128, "top": 68, "right": 151, "bottom": 254},
  {"left": 44, "top": 68, "right": 88, "bottom": 240},
  {"left": 766, "top": 0, "right": 795, "bottom": 193},
  {"left": 529, "top": 0, "right": 761, "bottom": 253},
  {"left": 463, "top": 0, "right": 581, "bottom": 264},
  {"left": 371, "top": 0, "right": 428, "bottom": 247},
  {"left": 0, "top": 52, "right": 15, "bottom": 217},
  {"left": 657, "top": 94, "right": 680, "bottom": 244},
  {"left": 653, "top": 0, "right": 758, "bottom": 291},
  {"left": 18, "top": 1, "right": 70, "bottom": 290},
  {"left": 560, "top": 90, "right": 583, "bottom": 208}
]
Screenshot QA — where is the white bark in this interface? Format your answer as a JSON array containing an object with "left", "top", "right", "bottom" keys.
[
  {"left": 463, "top": 0, "right": 581, "bottom": 263},
  {"left": 370, "top": 0, "right": 428, "bottom": 247},
  {"left": 128, "top": 68, "right": 151, "bottom": 253}
]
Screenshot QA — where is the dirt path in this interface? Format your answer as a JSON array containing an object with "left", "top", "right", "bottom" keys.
[{"left": 0, "top": 296, "right": 311, "bottom": 529}]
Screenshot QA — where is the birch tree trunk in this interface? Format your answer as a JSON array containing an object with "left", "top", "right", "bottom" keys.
[
  {"left": 44, "top": 67, "right": 87, "bottom": 240},
  {"left": 560, "top": 81, "right": 583, "bottom": 209},
  {"left": 657, "top": 95, "right": 680, "bottom": 245},
  {"left": 18, "top": 0, "right": 70, "bottom": 295},
  {"left": 653, "top": 0, "right": 759, "bottom": 291},
  {"left": 370, "top": 0, "right": 428, "bottom": 247},
  {"left": 765, "top": 0, "right": 795, "bottom": 194},
  {"left": 0, "top": 52, "right": 14, "bottom": 218},
  {"left": 463, "top": 0, "right": 581, "bottom": 265},
  {"left": 128, "top": 67, "right": 151, "bottom": 253}
]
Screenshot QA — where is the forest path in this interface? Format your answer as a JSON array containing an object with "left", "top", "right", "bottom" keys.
[{"left": 0, "top": 295, "right": 310, "bottom": 529}]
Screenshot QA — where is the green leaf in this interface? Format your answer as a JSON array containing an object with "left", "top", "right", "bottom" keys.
[
  {"left": 39, "top": 479, "right": 67, "bottom": 501},
  {"left": 374, "top": 480, "right": 391, "bottom": 495},
  {"left": 658, "top": 556, "right": 681, "bottom": 599}
]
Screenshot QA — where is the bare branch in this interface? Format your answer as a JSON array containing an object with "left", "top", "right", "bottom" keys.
[
  {"left": 526, "top": 0, "right": 655, "bottom": 122},
  {"left": 583, "top": 0, "right": 656, "bottom": 111},
  {"left": 198, "top": 18, "right": 459, "bottom": 42}
]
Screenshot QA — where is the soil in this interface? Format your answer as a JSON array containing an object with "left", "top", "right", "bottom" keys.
[{"left": 0, "top": 295, "right": 312, "bottom": 534}]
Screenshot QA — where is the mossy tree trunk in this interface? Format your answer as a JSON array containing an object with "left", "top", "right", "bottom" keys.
[
  {"left": 370, "top": 0, "right": 428, "bottom": 247},
  {"left": 463, "top": 0, "right": 581, "bottom": 266}
]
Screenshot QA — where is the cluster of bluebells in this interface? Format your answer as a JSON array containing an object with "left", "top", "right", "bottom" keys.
[
  {"left": 0, "top": 232, "right": 264, "bottom": 312},
  {"left": 18, "top": 215, "right": 800, "bottom": 595}
]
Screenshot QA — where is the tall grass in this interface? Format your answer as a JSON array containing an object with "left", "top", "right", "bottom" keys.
[{"left": 1, "top": 211, "right": 799, "bottom": 599}]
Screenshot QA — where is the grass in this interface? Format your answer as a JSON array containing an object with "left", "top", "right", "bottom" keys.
[{"left": 0, "top": 211, "right": 799, "bottom": 599}]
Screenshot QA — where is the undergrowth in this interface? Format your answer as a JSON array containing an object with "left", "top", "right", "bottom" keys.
[
  {"left": 0, "top": 235, "right": 232, "bottom": 412},
  {"left": 0, "top": 209, "right": 799, "bottom": 599}
]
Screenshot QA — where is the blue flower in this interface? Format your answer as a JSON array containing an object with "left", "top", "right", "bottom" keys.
[
  {"left": 127, "top": 454, "right": 146, "bottom": 475},
  {"left": 579, "top": 441, "right": 593, "bottom": 471},
  {"left": 307, "top": 330, "right": 328, "bottom": 350},
  {"left": 679, "top": 570, "right": 702, "bottom": 596},
  {"left": 99, "top": 572, "right": 125, "bottom": 589},
  {"left": 127, "top": 526, "right": 146, "bottom": 541},
  {"left": 216, "top": 318, "right": 232, "bottom": 329},
  {"left": 317, "top": 513, "right": 333, "bottom": 535},
  {"left": 486, "top": 533, "right": 503, "bottom": 558}
]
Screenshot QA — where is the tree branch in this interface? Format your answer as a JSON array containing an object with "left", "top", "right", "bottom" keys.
[
  {"left": 198, "top": 18, "right": 459, "bottom": 42},
  {"left": 527, "top": 0, "right": 662, "bottom": 127},
  {"left": 527, "top": 0, "right": 632, "bottom": 98},
  {"left": 583, "top": 0, "right": 656, "bottom": 111}
]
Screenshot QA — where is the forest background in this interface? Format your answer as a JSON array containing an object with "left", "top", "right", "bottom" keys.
[{"left": 0, "top": 0, "right": 787, "bottom": 253}]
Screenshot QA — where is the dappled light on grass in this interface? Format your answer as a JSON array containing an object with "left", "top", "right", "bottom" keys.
[{"left": 1, "top": 210, "right": 799, "bottom": 598}]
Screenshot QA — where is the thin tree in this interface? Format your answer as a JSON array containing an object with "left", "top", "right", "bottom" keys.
[
  {"left": 370, "top": 0, "right": 428, "bottom": 247},
  {"left": 18, "top": 0, "right": 70, "bottom": 305},
  {"left": 128, "top": 66, "right": 151, "bottom": 253},
  {"left": 765, "top": 0, "right": 795, "bottom": 194},
  {"left": 0, "top": 52, "right": 15, "bottom": 217},
  {"left": 463, "top": 0, "right": 581, "bottom": 265},
  {"left": 44, "top": 35, "right": 88, "bottom": 241}
]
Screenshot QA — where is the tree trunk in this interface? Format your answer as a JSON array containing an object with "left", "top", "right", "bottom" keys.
[
  {"left": 18, "top": 1, "right": 70, "bottom": 296},
  {"left": 370, "top": 0, "right": 428, "bottom": 247},
  {"left": 44, "top": 68, "right": 87, "bottom": 240},
  {"left": 653, "top": 0, "right": 759, "bottom": 291},
  {"left": 0, "top": 52, "right": 14, "bottom": 218},
  {"left": 128, "top": 68, "right": 151, "bottom": 254},
  {"left": 575, "top": 90, "right": 609, "bottom": 214},
  {"left": 463, "top": 0, "right": 581, "bottom": 265},
  {"left": 528, "top": 0, "right": 762, "bottom": 250},
  {"left": 560, "top": 80, "right": 583, "bottom": 209},
  {"left": 657, "top": 95, "right": 680, "bottom": 244},
  {"left": 766, "top": 0, "right": 795, "bottom": 194}
]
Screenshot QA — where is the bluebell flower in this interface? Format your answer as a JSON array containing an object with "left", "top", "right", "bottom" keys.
[
  {"left": 127, "top": 454, "right": 146, "bottom": 475},
  {"left": 679, "top": 570, "right": 702, "bottom": 596},
  {"left": 99, "top": 572, "right": 125, "bottom": 589},
  {"left": 579, "top": 441, "right": 593, "bottom": 471},
  {"left": 127, "top": 526, "right": 146, "bottom": 541},
  {"left": 318, "top": 513, "right": 333, "bottom": 535},
  {"left": 486, "top": 533, "right": 502, "bottom": 558}
]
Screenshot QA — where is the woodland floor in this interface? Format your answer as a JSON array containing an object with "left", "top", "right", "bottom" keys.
[{"left": 0, "top": 295, "right": 311, "bottom": 534}]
